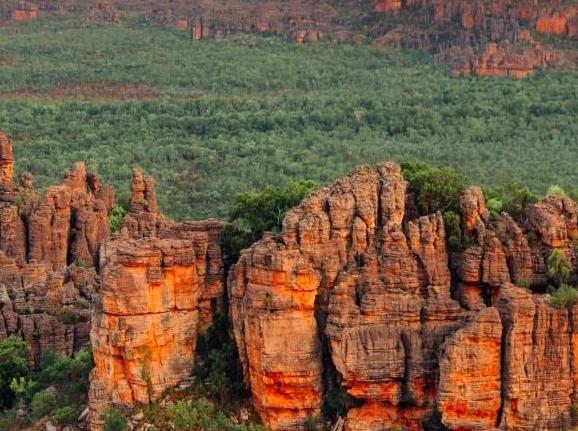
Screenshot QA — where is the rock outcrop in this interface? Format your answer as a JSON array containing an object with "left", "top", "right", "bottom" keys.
[
  {"left": 88, "top": 170, "right": 224, "bottom": 430},
  {"left": 230, "top": 163, "right": 465, "bottom": 430},
  {"left": 0, "top": 132, "right": 112, "bottom": 367},
  {"left": 3, "top": 0, "right": 576, "bottom": 77},
  {"left": 230, "top": 161, "right": 578, "bottom": 430}
]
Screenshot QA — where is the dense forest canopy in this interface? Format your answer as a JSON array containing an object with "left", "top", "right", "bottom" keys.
[{"left": 0, "top": 17, "right": 577, "bottom": 220}]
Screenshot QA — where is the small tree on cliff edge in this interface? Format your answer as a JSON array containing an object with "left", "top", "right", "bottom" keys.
[{"left": 221, "top": 180, "right": 316, "bottom": 266}]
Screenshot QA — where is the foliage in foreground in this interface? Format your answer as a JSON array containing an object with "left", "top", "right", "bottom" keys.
[
  {"left": 547, "top": 249, "right": 577, "bottom": 309},
  {"left": 134, "top": 313, "right": 264, "bottom": 431},
  {"left": 550, "top": 284, "right": 578, "bottom": 309},
  {"left": 0, "top": 336, "right": 28, "bottom": 410},
  {"left": 103, "top": 407, "right": 128, "bottom": 431},
  {"left": 0, "top": 339, "right": 93, "bottom": 430}
]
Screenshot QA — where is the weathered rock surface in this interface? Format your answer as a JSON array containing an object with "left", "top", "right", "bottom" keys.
[
  {"left": 497, "top": 284, "right": 578, "bottom": 430},
  {"left": 0, "top": 133, "right": 109, "bottom": 367},
  {"left": 88, "top": 170, "right": 224, "bottom": 430},
  {"left": 2, "top": 0, "right": 576, "bottom": 77},
  {"left": 230, "top": 163, "right": 466, "bottom": 430},
  {"left": 230, "top": 161, "right": 578, "bottom": 430},
  {"left": 438, "top": 307, "right": 502, "bottom": 430}
]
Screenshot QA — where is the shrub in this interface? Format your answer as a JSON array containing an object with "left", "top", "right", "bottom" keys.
[
  {"left": 30, "top": 389, "right": 56, "bottom": 419},
  {"left": 550, "top": 284, "right": 578, "bottom": 309},
  {"left": 75, "top": 259, "right": 89, "bottom": 268},
  {"left": 0, "top": 336, "right": 29, "bottom": 409},
  {"left": 167, "top": 400, "right": 203, "bottom": 429},
  {"left": 39, "top": 346, "right": 93, "bottom": 402},
  {"left": 9, "top": 376, "right": 37, "bottom": 405},
  {"left": 50, "top": 405, "right": 78, "bottom": 426},
  {"left": 442, "top": 210, "right": 462, "bottom": 252},
  {"left": 109, "top": 205, "right": 126, "bottom": 233},
  {"left": 103, "top": 407, "right": 128, "bottom": 431},
  {"left": 497, "top": 182, "right": 539, "bottom": 221},
  {"left": 401, "top": 161, "right": 466, "bottom": 215},
  {"left": 306, "top": 415, "right": 318, "bottom": 431},
  {"left": 547, "top": 185, "right": 567, "bottom": 198},
  {"left": 56, "top": 310, "right": 80, "bottom": 325},
  {"left": 547, "top": 249, "right": 571, "bottom": 287},
  {"left": 193, "top": 314, "right": 246, "bottom": 405},
  {"left": 166, "top": 399, "right": 265, "bottom": 431},
  {"left": 486, "top": 198, "right": 503, "bottom": 218},
  {"left": 0, "top": 408, "right": 17, "bottom": 430},
  {"left": 322, "top": 387, "right": 346, "bottom": 420}
]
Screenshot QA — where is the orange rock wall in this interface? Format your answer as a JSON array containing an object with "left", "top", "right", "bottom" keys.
[
  {"left": 231, "top": 162, "right": 578, "bottom": 430},
  {"left": 0, "top": 132, "right": 111, "bottom": 367},
  {"left": 89, "top": 170, "right": 224, "bottom": 430}
]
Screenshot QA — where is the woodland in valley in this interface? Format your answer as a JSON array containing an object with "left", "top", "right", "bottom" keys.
[{"left": 0, "top": 16, "right": 576, "bottom": 220}]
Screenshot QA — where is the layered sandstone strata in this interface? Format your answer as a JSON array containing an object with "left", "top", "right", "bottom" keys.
[
  {"left": 89, "top": 170, "right": 224, "bottom": 430},
  {"left": 230, "top": 161, "right": 578, "bottom": 430},
  {"left": 230, "top": 163, "right": 466, "bottom": 430},
  {"left": 0, "top": 132, "right": 113, "bottom": 367},
  {"left": 455, "top": 186, "right": 578, "bottom": 310}
]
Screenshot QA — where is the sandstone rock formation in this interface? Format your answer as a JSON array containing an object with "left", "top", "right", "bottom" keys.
[
  {"left": 230, "top": 161, "right": 578, "bottom": 430},
  {"left": 11, "top": 2, "right": 38, "bottom": 22},
  {"left": 88, "top": 170, "right": 224, "bottom": 430},
  {"left": 230, "top": 163, "right": 464, "bottom": 430},
  {"left": 373, "top": 0, "right": 577, "bottom": 77},
  {"left": 3, "top": 0, "right": 576, "bottom": 77},
  {"left": 0, "top": 132, "right": 112, "bottom": 367}
]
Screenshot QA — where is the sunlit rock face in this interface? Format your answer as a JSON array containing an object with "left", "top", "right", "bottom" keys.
[
  {"left": 0, "top": 132, "right": 112, "bottom": 368},
  {"left": 230, "top": 161, "right": 578, "bottom": 430},
  {"left": 89, "top": 170, "right": 225, "bottom": 431}
]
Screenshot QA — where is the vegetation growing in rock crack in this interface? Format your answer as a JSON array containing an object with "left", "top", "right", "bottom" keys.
[{"left": 547, "top": 249, "right": 578, "bottom": 309}]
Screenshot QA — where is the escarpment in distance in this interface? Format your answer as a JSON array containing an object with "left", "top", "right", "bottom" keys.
[
  {"left": 2, "top": 1, "right": 575, "bottom": 77},
  {"left": 229, "top": 161, "right": 578, "bottom": 430}
]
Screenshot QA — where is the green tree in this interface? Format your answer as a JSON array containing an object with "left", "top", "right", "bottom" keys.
[
  {"left": 221, "top": 181, "right": 315, "bottom": 264},
  {"left": 498, "top": 182, "right": 539, "bottom": 221},
  {"left": 29, "top": 389, "right": 56, "bottom": 419},
  {"left": 550, "top": 284, "right": 578, "bottom": 309},
  {"left": 193, "top": 314, "right": 246, "bottom": 406},
  {"left": 547, "top": 185, "right": 567, "bottom": 198},
  {"left": 547, "top": 249, "right": 571, "bottom": 287},
  {"left": 109, "top": 205, "right": 127, "bottom": 233},
  {"left": 103, "top": 407, "right": 127, "bottom": 431},
  {"left": 0, "top": 336, "right": 29, "bottom": 409},
  {"left": 400, "top": 161, "right": 466, "bottom": 215},
  {"left": 50, "top": 405, "right": 78, "bottom": 426}
]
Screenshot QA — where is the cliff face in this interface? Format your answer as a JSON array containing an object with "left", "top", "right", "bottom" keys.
[
  {"left": 0, "top": 133, "right": 112, "bottom": 367},
  {"left": 154, "top": 0, "right": 577, "bottom": 77},
  {"left": 230, "top": 161, "right": 578, "bottom": 430},
  {"left": 2, "top": 1, "right": 576, "bottom": 77},
  {"left": 88, "top": 170, "right": 225, "bottom": 430}
]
